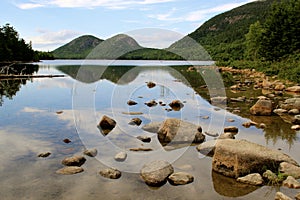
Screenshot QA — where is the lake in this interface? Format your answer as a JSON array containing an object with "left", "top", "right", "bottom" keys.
[{"left": 0, "top": 60, "right": 299, "bottom": 200}]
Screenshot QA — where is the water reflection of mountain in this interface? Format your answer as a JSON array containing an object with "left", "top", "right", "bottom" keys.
[{"left": 0, "top": 64, "right": 39, "bottom": 106}]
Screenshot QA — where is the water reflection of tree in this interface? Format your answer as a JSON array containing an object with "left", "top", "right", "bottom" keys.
[{"left": 0, "top": 64, "right": 38, "bottom": 106}]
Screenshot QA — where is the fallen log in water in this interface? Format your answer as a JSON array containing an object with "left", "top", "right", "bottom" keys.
[{"left": 0, "top": 74, "right": 65, "bottom": 80}]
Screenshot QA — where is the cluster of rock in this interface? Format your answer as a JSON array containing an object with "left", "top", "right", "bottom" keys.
[{"left": 140, "top": 160, "right": 194, "bottom": 186}]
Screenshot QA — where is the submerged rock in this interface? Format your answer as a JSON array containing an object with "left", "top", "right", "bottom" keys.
[
  {"left": 250, "top": 99, "right": 273, "bottom": 116},
  {"left": 236, "top": 173, "right": 263, "bottom": 186},
  {"left": 140, "top": 160, "right": 174, "bottom": 186},
  {"left": 62, "top": 155, "right": 86, "bottom": 167},
  {"left": 99, "top": 168, "right": 121, "bottom": 179},
  {"left": 56, "top": 166, "right": 84, "bottom": 175},
  {"left": 168, "top": 172, "right": 194, "bottom": 185},
  {"left": 98, "top": 115, "right": 116, "bottom": 135},
  {"left": 212, "top": 139, "right": 298, "bottom": 178}
]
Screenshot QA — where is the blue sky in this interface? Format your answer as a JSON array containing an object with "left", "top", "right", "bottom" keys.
[{"left": 0, "top": 0, "right": 256, "bottom": 51}]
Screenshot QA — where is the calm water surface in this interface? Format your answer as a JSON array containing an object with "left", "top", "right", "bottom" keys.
[{"left": 0, "top": 60, "right": 299, "bottom": 200}]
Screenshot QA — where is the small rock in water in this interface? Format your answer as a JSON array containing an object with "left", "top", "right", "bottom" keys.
[
  {"left": 291, "top": 125, "right": 300, "bottom": 130},
  {"left": 38, "top": 152, "right": 51, "bottom": 158},
  {"left": 275, "top": 192, "right": 293, "bottom": 200},
  {"left": 83, "top": 148, "right": 98, "bottom": 157},
  {"left": 56, "top": 166, "right": 84, "bottom": 175},
  {"left": 137, "top": 136, "right": 151, "bottom": 143},
  {"left": 122, "top": 112, "right": 143, "bottom": 115},
  {"left": 63, "top": 138, "right": 71, "bottom": 143},
  {"left": 147, "top": 81, "right": 156, "bottom": 88},
  {"left": 129, "top": 147, "right": 153, "bottom": 152},
  {"left": 168, "top": 172, "right": 194, "bottom": 185},
  {"left": 227, "top": 119, "right": 235, "bottom": 122},
  {"left": 56, "top": 111, "right": 63, "bottom": 114},
  {"left": 98, "top": 115, "right": 116, "bottom": 135},
  {"left": 129, "top": 118, "right": 142, "bottom": 126},
  {"left": 223, "top": 126, "right": 238, "bottom": 134},
  {"left": 140, "top": 160, "right": 174, "bottom": 186},
  {"left": 282, "top": 176, "right": 300, "bottom": 189},
  {"left": 259, "top": 123, "right": 266, "bottom": 129},
  {"left": 127, "top": 100, "right": 138, "bottom": 106},
  {"left": 202, "top": 116, "right": 210, "bottom": 119},
  {"left": 114, "top": 152, "right": 127, "bottom": 162},
  {"left": 236, "top": 173, "right": 263, "bottom": 186},
  {"left": 99, "top": 168, "right": 121, "bottom": 179},
  {"left": 288, "top": 109, "right": 300, "bottom": 115},
  {"left": 62, "top": 155, "right": 86, "bottom": 167},
  {"left": 242, "top": 121, "right": 257, "bottom": 128},
  {"left": 145, "top": 100, "right": 158, "bottom": 107},
  {"left": 168, "top": 100, "right": 184, "bottom": 111}
]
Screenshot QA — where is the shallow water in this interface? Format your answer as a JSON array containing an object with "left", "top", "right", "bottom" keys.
[{"left": 0, "top": 60, "right": 299, "bottom": 200}]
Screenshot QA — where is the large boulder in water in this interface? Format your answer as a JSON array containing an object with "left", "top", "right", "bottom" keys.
[
  {"left": 140, "top": 160, "right": 174, "bottom": 186},
  {"left": 250, "top": 99, "right": 273, "bottom": 116},
  {"left": 212, "top": 139, "right": 298, "bottom": 178},
  {"left": 157, "top": 118, "right": 205, "bottom": 146}
]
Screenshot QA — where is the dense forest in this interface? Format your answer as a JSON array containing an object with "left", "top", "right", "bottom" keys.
[{"left": 0, "top": 23, "right": 53, "bottom": 63}]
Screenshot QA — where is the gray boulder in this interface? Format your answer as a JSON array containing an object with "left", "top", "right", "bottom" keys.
[
  {"left": 157, "top": 118, "right": 205, "bottom": 146},
  {"left": 212, "top": 139, "right": 298, "bottom": 178},
  {"left": 250, "top": 99, "right": 273, "bottom": 116},
  {"left": 140, "top": 160, "right": 174, "bottom": 186}
]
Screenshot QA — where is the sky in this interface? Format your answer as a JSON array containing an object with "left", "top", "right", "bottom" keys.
[{"left": 0, "top": 0, "right": 256, "bottom": 51}]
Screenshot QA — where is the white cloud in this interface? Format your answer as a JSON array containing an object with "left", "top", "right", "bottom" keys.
[
  {"left": 17, "top": 3, "right": 44, "bottom": 9},
  {"left": 27, "top": 29, "right": 81, "bottom": 51},
  {"left": 148, "top": 0, "right": 257, "bottom": 23},
  {"left": 16, "top": 0, "right": 176, "bottom": 10}
]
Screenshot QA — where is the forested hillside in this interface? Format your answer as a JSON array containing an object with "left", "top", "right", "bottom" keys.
[{"left": 52, "top": 35, "right": 103, "bottom": 59}]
